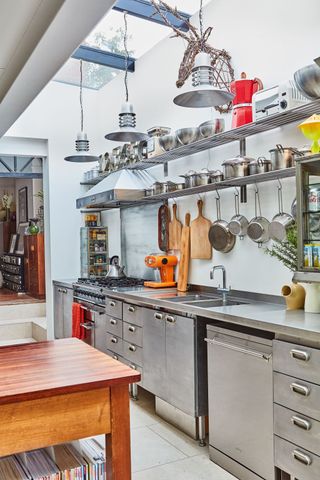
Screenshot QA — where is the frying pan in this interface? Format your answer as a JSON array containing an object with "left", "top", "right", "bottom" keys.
[
  {"left": 247, "top": 188, "right": 270, "bottom": 246},
  {"left": 208, "top": 194, "right": 236, "bottom": 253}
]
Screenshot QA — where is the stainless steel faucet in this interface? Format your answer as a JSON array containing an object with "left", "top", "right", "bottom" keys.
[{"left": 210, "top": 265, "right": 230, "bottom": 304}]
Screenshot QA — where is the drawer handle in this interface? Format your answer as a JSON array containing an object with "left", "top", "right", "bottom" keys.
[
  {"left": 110, "top": 318, "right": 117, "bottom": 325},
  {"left": 166, "top": 315, "right": 176, "bottom": 323},
  {"left": 154, "top": 312, "right": 163, "bottom": 320},
  {"left": 113, "top": 354, "right": 119, "bottom": 360},
  {"left": 129, "top": 363, "right": 137, "bottom": 370},
  {"left": 290, "top": 382, "right": 310, "bottom": 397},
  {"left": 109, "top": 301, "right": 116, "bottom": 307},
  {"left": 290, "top": 348, "right": 310, "bottom": 362},
  {"left": 292, "top": 449, "right": 312, "bottom": 466},
  {"left": 128, "top": 325, "right": 136, "bottom": 333},
  {"left": 129, "top": 344, "right": 137, "bottom": 352},
  {"left": 291, "top": 415, "right": 312, "bottom": 431},
  {"left": 111, "top": 337, "right": 118, "bottom": 344},
  {"left": 128, "top": 306, "right": 136, "bottom": 313}
]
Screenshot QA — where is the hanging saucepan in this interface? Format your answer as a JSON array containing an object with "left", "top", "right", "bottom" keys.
[
  {"left": 269, "top": 184, "right": 295, "bottom": 241},
  {"left": 208, "top": 194, "right": 236, "bottom": 253},
  {"left": 247, "top": 188, "right": 270, "bottom": 247},
  {"left": 228, "top": 191, "right": 249, "bottom": 239}
]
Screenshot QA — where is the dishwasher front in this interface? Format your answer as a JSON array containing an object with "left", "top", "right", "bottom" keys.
[{"left": 206, "top": 325, "right": 275, "bottom": 480}]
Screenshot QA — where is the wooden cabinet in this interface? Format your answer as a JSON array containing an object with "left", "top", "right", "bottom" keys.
[{"left": 24, "top": 233, "right": 45, "bottom": 298}]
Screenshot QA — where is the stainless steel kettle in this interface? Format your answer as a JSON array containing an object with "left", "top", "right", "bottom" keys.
[{"left": 106, "top": 256, "right": 126, "bottom": 278}]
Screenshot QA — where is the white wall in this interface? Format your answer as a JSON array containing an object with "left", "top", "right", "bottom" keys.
[
  {"left": 97, "top": 0, "right": 320, "bottom": 295},
  {"left": 3, "top": 81, "right": 104, "bottom": 338}
]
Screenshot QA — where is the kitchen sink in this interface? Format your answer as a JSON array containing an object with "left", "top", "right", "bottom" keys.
[
  {"left": 164, "top": 294, "right": 219, "bottom": 303},
  {"left": 184, "top": 298, "right": 249, "bottom": 308}
]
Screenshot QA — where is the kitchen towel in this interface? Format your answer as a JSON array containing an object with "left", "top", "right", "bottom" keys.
[{"left": 72, "top": 303, "right": 85, "bottom": 340}]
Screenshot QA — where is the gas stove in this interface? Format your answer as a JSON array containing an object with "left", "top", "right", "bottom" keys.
[{"left": 76, "top": 276, "right": 145, "bottom": 289}]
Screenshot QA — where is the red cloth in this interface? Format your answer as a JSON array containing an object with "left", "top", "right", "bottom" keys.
[{"left": 72, "top": 303, "right": 86, "bottom": 340}]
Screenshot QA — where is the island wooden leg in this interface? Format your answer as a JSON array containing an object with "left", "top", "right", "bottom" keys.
[{"left": 106, "top": 384, "right": 132, "bottom": 480}]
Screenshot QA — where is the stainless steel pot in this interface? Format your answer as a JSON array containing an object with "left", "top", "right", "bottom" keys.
[
  {"left": 175, "top": 182, "right": 185, "bottom": 190},
  {"left": 247, "top": 189, "right": 270, "bottom": 246},
  {"left": 210, "top": 170, "right": 224, "bottom": 183},
  {"left": 150, "top": 182, "right": 163, "bottom": 195},
  {"left": 228, "top": 192, "right": 249, "bottom": 239},
  {"left": 269, "top": 186, "right": 295, "bottom": 241},
  {"left": 269, "top": 144, "right": 301, "bottom": 170},
  {"left": 106, "top": 256, "right": 126, "bottom": 278},
  {"left": 208, "top": 196, "right": 236, "bottom": 253},
  {"left": 196, "top": 168, "right": 212, "bottom": 185},
  {"left": 248, "top": 157, "right": 272, "bottom": 175},
  {"left": 222, "top": 155, "right": 253, "bottom": 179},
  {"left": 199, "top": 119, "right": 225, "bottom": 138},
  {"left": 294, "top": 63, "right": 320, "bottom": 100},
  {"left": 160, "top": 181, "right": 177, "bottom": 194},
  {"left": 179, "top": 170, "right": 198, "bottom": 188}
]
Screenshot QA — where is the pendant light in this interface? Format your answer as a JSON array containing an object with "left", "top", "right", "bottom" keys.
[
  {"left": 173, "top": 1, "right": 234, "bottom": 108},
  {"left": 105, "top": 12, "right": 148, "bottom": 142},
  {"left": 65, "top": 60, "right": 99, "bottom": 162}
]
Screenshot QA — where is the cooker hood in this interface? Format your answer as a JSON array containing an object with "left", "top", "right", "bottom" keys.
[{"left": 76, "top": 169, "right": 156, "bottom": 209}]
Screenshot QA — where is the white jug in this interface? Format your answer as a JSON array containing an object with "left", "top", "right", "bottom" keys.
[{"left": 301, "top": 283, "right": 320, "bottom": 313}]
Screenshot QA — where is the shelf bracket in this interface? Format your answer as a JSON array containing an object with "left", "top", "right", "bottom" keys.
[
  {"left": 239, "top": 139, "right": 247, "bottom": 204},
  {"left": 163, "top": 161, "right": 168, "bottom": 177}
]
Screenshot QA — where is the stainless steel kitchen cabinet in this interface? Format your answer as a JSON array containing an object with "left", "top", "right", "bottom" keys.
[
  {"left": 206, "top": 325, "right": 275, "bottom": 480},
  {"left": 53, "top": 282, "right": 73, "bottom": 338},
  {"left": 142, "top": 309, "right": 166, "bottom": 398},
  {"left": 143, "top": 308, "right": 196, "bottom": 416}
]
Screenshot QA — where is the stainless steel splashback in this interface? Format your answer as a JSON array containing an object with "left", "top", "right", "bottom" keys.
[{"left": 121, "top": 203, "right": 161, "bottom": 279}]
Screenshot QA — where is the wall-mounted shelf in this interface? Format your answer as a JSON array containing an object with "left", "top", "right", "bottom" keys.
[
  {"left": 81, "top": 98, "right": 320, "bottom": 187},
  {"left": 94, "top": 166, "right": 296, "bottom": 210}
]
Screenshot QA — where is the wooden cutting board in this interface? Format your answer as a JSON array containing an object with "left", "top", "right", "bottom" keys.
[
  {"left": 169, "top": 203, "right": 182, "bottom": 250},
  {"left": 158, "top": 204, "right": 170, "bottom": 252},
  {"left": 177, "top": 213, "right": 191, "bottom": 292},
  {"left": 191, "top": 199, "right": 212, "bottom": 259}
]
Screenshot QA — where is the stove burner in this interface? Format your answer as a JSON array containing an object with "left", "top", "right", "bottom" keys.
[{"left": 77, "top": 277, "right": 145, "bottom": 289}]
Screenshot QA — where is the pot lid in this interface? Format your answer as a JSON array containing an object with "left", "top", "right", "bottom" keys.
[{"left": 222, "top": 155, "right": 254, "bottom": 165}]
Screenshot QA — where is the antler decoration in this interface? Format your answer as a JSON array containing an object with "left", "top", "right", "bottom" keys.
[{"left": 150, "top": 0, "right": 234, "bottom": 113}]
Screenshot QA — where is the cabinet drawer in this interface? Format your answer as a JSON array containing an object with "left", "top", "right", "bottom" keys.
[
  {"left": 123, "top": 340, "right": 142, "bottom": 366},
  {"left": 105, "top": 298, "right": 122, "bottom": 319},
  {"left": 106, "top": 333, "right": 123, "bottom": 356},
  {"left": 106, "top": 348, "right": 125, "bottom": 363},
  {"left": 123, "top": 303, "right": 142, "bottom": 327},
  {"left": 274, "top": 340, "right": 320, "bottom": 385},
  {"left": 106, "top": 315, "right": 123, "bottom": 337},
  {"left": 121, "top": 357, "right": 143, "bottom": 385},
  {"left": 275, "top": 435, "right": 320, "bottom": 480},
  {"left": 274, "top": 372, "right": 320, "bottom": 421},
  {"left": 123, "top": 321, "right": 142, "bottom": 347},
  {"left": 274, "top": 403, "right": 320, "bottom": 457}
]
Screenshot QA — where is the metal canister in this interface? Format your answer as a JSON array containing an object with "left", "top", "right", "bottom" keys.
[
  {"left": 308, "top": 186, "right": 320, "bottom": 212},
  {"left": 304, "top": 244, "right": 313, "bottom": 267},
  {"left": 313, "top": 244, "right": 320, "bottom": 267}
]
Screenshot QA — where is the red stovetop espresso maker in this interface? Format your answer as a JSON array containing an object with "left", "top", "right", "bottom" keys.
[{"left": 230, "top": 72, "right": 263, "bottom": 128}]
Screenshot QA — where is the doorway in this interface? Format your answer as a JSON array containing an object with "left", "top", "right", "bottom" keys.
[{"left": 0, "top": 155, "right": 46, "bottom": 305}]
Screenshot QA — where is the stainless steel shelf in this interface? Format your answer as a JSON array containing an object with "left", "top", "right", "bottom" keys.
[{"left": 81, "top": 98, "right": 320, "bottom": 187}]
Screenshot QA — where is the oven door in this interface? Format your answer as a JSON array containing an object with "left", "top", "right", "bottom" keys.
[{"left": 75, "top": 299, "right": 105, "bottom": 347}]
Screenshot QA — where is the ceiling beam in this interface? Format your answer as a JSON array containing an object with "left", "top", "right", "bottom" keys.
[
  {"left": 113, "top": 0, "right": 190, "bottom": 31},
  {"left": 72, "top": 45, "right": 135, "bottom": 71}
]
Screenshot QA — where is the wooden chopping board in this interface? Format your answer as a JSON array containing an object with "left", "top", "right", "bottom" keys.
[
  {"left": 169, "top": 203, "right": 182, "bottom": 250},
  {"left": 158, "top": 204, "right": 170, "bottom": 252},
  {"left": 191, "top": 199, "right": 212, "bottom": 259},
  {"left": 177, "top": 213, "right": 191, "bottom": 292}
]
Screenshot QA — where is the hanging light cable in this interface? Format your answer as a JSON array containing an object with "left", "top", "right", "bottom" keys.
[
  {"left": 65, "top": 60, "right": 99, "bottom": 162},
  {"left": 105, "top": 11, "right": 148, "bottom": 142},
  {"left": 173, "top": 0, "right": 234, "bottom": 108}
]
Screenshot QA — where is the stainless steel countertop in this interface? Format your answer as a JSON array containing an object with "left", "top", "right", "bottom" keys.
[{"left": 105, "top": 287, "right": 320, "bottom": 343}]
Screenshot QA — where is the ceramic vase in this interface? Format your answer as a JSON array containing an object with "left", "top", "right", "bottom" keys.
[
  {"left": 301, "top": 283, "right": 320, "bottom": 313},
  {"left": 281, "top": 283, "right": 305, "bottom": 310}
]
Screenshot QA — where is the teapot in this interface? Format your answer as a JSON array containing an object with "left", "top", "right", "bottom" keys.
[{"left": 106, "top": 255, "right": 126, "bottom": 278}]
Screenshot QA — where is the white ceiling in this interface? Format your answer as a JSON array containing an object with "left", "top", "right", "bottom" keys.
[{"left": 0, "top": 0, "right": 115, "bottom": 137}]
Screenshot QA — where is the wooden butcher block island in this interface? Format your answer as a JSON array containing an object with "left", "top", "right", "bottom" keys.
[{"left": 0, "top": 337, "right": 140, "bottom": 479}]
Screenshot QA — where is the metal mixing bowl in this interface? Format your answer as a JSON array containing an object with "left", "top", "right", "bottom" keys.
[
  {"left": 199, "top": 119, "right": 225, "bottom": 138},
  {"left": 159, "top": 134, "right": 178, "bottom": 152},
  {"left": 294, "top": 63, "right": 320, "bottom": 99},
  {"left": 176, "top": 127, "right": 200, "bottom": 145}
]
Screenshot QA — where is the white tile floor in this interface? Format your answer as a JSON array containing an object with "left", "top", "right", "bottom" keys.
[{"left": 130, "top": 390, "right": 237, "bottom": 480}]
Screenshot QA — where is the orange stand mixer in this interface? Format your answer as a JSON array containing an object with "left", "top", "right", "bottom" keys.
[{"left": 144, "top": 254, "right": 178, "bottom": 288}]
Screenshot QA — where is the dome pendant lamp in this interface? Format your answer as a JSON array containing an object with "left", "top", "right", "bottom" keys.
[
  {"left": 105, "top": 12, "right": 148, "bottom": 142},
  {"left": 173, "top": 1, "right": 234, "bottom": 108},
  {"left": 65, "top": 60, "right": 99, "bottom": 163}
]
